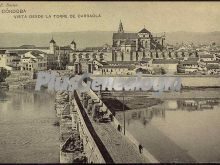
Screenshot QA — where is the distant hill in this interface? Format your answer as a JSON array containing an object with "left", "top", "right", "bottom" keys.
[
  {"left": 0, "top": 31, "right": 220, "bottom": 48},
  {"left": 0, "top": 31, "right": 114, "bottom": 49},
  {"left": 165, "top": 31, "right": 220, "bottom": 45}
]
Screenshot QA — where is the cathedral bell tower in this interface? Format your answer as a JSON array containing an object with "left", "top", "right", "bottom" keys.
[
  {"left": 49, "top": 37, "right": 56, "bottom": 54},
  {"left": 70, "top": 40, "right": 76, "bottom": 51},
  {"left": 118, "top": 20, "right": 124, "bottom": 33}
]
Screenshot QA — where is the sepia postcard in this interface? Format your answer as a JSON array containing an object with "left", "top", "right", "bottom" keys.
[{"left": 0, "top": 1, "right": 220, "bottom": 164}]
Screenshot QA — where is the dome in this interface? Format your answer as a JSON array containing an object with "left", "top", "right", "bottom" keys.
[
  {"left": 50, "top": 38, "right": 56, "bottom": 44},
  {"left": 71, "top": 40, "right": 76, "bottom": 44}
]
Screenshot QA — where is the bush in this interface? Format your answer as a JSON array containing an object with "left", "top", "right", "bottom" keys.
[
  {"left": 136, "top": 68, "right": 150, "bottom": 74},
  {"left": 161, "top": 68, "right": 166, "bottom": 75},
  {"left": 0, "top": 68, "right": 10, "bottom": 82}
]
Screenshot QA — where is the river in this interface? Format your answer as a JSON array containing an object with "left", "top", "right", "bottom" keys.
[
  {"left": 0, "top": 89, "right": 59, "bottom": 163},
  {"left": 115, "top": 90, "right": 220, "bottom": 163}
]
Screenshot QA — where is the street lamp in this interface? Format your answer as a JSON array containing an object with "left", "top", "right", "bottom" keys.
[{"left": 122, "top": 87, "right": 125, "bottom": 135}]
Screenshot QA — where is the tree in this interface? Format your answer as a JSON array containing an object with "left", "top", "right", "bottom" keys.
[
  {"left": 0, "top": 68, "right": 10, "bottom": 82},
  {"left": 211, "top": 41, "right": 216, "bottom": 46},
  {"left": 33, "top": 71, "right": 38, "bottom": 79},
  {"left": 181, "top": 51, "right": 185, "bottom": 57},
  {"left": 136, "top": 68, "right": 150, "bottom": 74},
  {"left": 195, "top": 51, "right": 199, "bottom": 58},
  {"left": 177, "top": 65, "right": 185, "bottom": 73},
  {"left": 161, "top": 68, "right": 166, "bottom": 75}
]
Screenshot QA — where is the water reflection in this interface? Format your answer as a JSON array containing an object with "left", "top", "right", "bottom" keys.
[
  {"left": 127, "top": 108, "right": 166, "bottom": 126},
  {"left": 0, "top": 89, "right": 7, "bottom": 100},
  {"left": 177, "top": 99, "right": 219, "bottom": 111},
  {"left": 116, "top": 97, "right": 220, "bottom": 162},
  {"left": 123, "top": 99, "right": 220, "bottom": 126},
  {"left": 0, "top": 89, "right": 59, "bottom": 163}
]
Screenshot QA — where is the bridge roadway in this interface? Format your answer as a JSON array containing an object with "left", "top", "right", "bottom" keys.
[{"left": 74, "top": 90, "right": 149, "bottom": 163}]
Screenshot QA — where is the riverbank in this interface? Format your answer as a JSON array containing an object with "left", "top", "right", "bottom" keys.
[
  {"left": 4, "top": 71, "right": 220, "bottom": 90},
  {"left": 102, "top": 97, "right": 163, "bottom": 111},
  {"left": 113, "top": 97, "right": 220, "bottom": 162},
  {"left": 93, "top": 75, "right": 220, "bottom": 88},
  {"left": 103, "top": 88, "right": 220, "bottom": 98},
  {"left": 0, "top": 82, "right": 9, "bottom": 89}
]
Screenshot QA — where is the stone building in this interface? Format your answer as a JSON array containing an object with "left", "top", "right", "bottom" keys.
[
  {"left": 48, "top": 37, "right": 76, "bottom": 69},
  {"left": 112, "top": 20, "right": 165, "bottom": 61},
  {"left": 20, "top": 50, "right": 47, "bottom": 71},
  {"left": 0, "top": 50, "right": 20, "bottom": 70}
]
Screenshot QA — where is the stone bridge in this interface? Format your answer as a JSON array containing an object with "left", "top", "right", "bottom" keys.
[{"left": 68, "top": 88, "right": 159, "bottom": 163}]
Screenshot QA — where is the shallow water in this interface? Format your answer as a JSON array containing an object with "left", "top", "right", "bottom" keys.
[
  {"left": 0, "top": 89, "right": 59, "bottom": 163},
  {"left": 116, "top": 91, "right": 220, "bottom": 163}
]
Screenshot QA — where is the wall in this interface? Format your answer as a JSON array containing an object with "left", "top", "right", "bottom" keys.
[
  {"left": 6, "top": 70, "right": 33, "bottom": 82},
  {"left": 92, "top": 75, "right": 220, "bottom": 87},
  {"left": 180, "top": 76, "right": 220, "bottom": 87},
  {"left": 72, "top": 94, "right": 106, "bottom": 163}
]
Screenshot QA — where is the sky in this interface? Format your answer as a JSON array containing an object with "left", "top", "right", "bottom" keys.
[{"left": 0, "top": 1, "right": 220, "bottom": 33}]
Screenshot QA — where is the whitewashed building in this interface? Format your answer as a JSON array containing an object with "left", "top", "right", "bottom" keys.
[{"left": 20, "top": 50, "right": 47, "bottom": 71}]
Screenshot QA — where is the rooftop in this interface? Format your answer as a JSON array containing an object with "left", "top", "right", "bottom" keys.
[
  {"left": 138, "top": 28, "right": 151, "bottom": 34},
  {"left": 19, "top": 45, "right": 36, "bottom": 49},
  {"left": 113, "top": 33, "right": 138, "bottom": 40},
  {"left": 7, "top": 50, "right": 30, "bottom": 55},
  {"left": 6, "top": 52, "right": 18, "bottom": 56},
  {"left": 141, "top": 58, "right": 152, "bottom": 63},
  {"left": 71, "top": 40, "right": 76, "bottom": 44},
  {"left": 107, "top": 61, "right": 138, "bottom": 65},
  {"left": 50, "top": 38, "right": 56, "bottom": 44},
  {"left": 102, "top": 64, "right": 135, "bottom": 70},
  {"left": 187, "top": 57, "right": 199, "bottom": 61},
  {"left": 12, "top": 59, "right": 20, "bottom": 62},
  {"left": 83, "top": 47, "right": 103, "bottom": 51},
  {"left": 199, "top": 54, "right": 214, "bottom": 58},
  {"left": 25, "top": 50, "right": 45, "bottom": 59},
  {"left": 205, "top": 60, "right": 219, "bottom": 64},
  {"left": 152, "top": 59, "right": 179, "bottom": 64},
  {"left": 0, "top": 50, "right": 6, "bottom": 54},
  {"left": 180, "top": 60, "right": 198, "bottom": 65},
  {"left": 55, "top": 46, "right": 73, "bottom": 51},
  {"left": 121, "top": 40, "right": 136, "bottom": 46},
  {"left": 206, "top": 64, "right": 219, "bottom": 70}
]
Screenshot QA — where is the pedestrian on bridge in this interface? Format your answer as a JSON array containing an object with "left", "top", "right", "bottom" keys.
[{"left": 139, "top": 144, "right": 143, "bottom": 154}]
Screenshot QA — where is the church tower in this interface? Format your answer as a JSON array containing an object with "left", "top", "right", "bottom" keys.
[
  {"left": 118, "top": 20, "right": 124, "bottom": 33},
  {"left": 70, "top": 40, "right": 76, "bottom": 51},
  {"left": 49, "top": 37, "right": 56, "bottom": 54}
]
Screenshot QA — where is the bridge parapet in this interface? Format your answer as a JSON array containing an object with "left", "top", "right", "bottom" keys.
[{"left": 82, "top": 88, "right": 159, "bottom": 163}]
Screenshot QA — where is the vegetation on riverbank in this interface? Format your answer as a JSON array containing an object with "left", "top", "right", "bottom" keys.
[
  {"left": 0, "top": 68, "right": 10, "bottom": 89},
  {"left": 102, "top": 97, "right": 163, "bottom": 112},
  {"left": 0, "top": 68, "right": 10, "bottom": 82}
]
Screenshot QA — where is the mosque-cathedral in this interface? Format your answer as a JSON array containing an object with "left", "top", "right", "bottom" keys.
[{"left": 112, "top": 20, "right": 166, "bottom": 61}]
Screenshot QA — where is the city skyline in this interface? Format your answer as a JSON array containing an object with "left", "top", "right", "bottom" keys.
[{"left": 1, "top": 1, "right": 220, "bottom": 164}]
